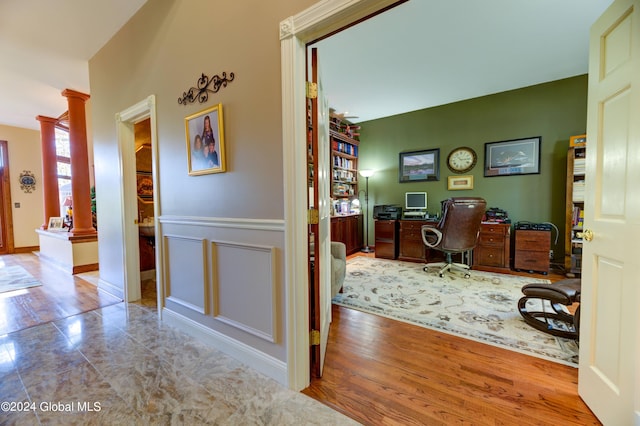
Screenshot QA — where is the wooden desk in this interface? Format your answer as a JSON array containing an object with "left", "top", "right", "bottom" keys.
[
  {"left": 398, "top": 219, "right": 440, "bottom": 262},
  {"left": 388, "top": 220, "right": 511, "bottom": 270}
]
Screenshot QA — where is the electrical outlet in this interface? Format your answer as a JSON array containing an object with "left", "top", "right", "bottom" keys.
[{"left": 549, "top": 249, "right": 554, "bottom": 260}]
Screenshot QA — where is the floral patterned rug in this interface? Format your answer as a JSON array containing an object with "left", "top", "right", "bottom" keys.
[{"left": 333, "top": 257, "right": 579, "bottom": 366}]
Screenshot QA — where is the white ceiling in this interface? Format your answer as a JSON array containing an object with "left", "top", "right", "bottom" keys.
[
  {"left": 314, "top": 0, "right": 613, "bottom": 123},
  {"left": 0, "top": 0, "right": 148, "bottom": 130},
  {"left": 0, "top": 0, "right": 613, "bottom": 131}
]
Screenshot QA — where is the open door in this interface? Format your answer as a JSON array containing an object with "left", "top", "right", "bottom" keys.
[
  {"left": 578, "top": 0, "right": 640, "bottom": 423},
  {"left": 0, "top": 141, "right": 13, "bottom": 255},
  {"left": 308, "top": 47, "right": 332, "bottom": 378}
]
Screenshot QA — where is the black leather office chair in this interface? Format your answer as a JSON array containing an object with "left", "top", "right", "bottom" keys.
[{"left": 421, "top": 197, "right": 487, "bottom": 278}]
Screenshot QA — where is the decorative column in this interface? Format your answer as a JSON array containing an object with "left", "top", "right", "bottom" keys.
[
  {"left": 36, "top": 116, "right": 61, "bottom": 229},
  {"left": 61, "top": 89, "right": 95, "bottom": 235}
]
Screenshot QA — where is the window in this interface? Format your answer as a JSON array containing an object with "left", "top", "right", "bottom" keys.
[{"left": 55, "top": 128, "right": 72, "bottom": 212}]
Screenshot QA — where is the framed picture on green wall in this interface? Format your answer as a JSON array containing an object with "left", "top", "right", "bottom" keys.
[
  {"left": 399, "top": 148, "right": 440, "bottom": 182},
  {"left": 484, "top": 136, "right": 541, "bottom": 177}
]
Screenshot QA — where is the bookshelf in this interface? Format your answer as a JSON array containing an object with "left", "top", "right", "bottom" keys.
[
  {"left": 330, "top": 128, "right": 359, "bottom": 199},
  {"left": 565, "top": 138, "right": 586, "bottom": 276}
]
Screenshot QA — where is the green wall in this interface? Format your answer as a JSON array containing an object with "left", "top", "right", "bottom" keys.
[{"left": 357, "top": 74, "right": 588, "bottom": 261}]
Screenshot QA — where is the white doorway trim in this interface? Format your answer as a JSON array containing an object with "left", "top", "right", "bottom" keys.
[
  {"left": 115, "top": 95, "right": 162, "bottom": 308},
  {"left": 280, "top": 0, "right": 401, "bottom": 391}
]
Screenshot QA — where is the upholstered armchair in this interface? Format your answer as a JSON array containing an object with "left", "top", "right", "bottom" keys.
[
  {"left": 310, "top": 241, "right": 347, "bottom": 298},
  {"left": 330, "top": 241, "right": 347, "bottom": 298}
]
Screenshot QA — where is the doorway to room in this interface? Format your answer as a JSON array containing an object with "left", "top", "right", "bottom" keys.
[
  {"left": 116, "top": 95, "right": 161, "bottom": 307},
  {"left": 134, "top": 118, "right": 158, "bottom": 307},
  {"left": 0, "top": 140, "right": 14, "bottom": 255}
]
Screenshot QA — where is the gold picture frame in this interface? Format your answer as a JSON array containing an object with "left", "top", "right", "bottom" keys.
[
  {"left": 185, "top": 104, "right": 226, "bottom": 175},
  {"left": 447, "top": 175, "right": 474, "bottom": 190}
]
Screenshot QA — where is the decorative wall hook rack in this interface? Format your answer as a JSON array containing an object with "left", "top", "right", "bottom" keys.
[{"left": 178, "top": 72, "right": 235, "bottom": 105}]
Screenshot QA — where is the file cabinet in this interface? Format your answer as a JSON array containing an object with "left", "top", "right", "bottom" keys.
[{"left": 513, "top": 229, "right": 551, "bottom": 274}]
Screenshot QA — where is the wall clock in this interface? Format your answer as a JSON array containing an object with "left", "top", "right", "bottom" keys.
[{"left": 447, "top": 147, "right": 477, "bottom": 174}]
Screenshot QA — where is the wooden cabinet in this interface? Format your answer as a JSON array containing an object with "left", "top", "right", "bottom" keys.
[
  {"left": 398, "top": 220, "right": 439, "bottom": 262},
  {"left": 138, "top": 236, "right": 155, "bottom": 271},
  {"left": 514, "top": 229, "right": 551, "bottom": 274},
  {"left": 331, "top": 214, "right": 363, "bottom": 256},
  {"left": 374, "top": 220, "right": 399, "bottom": 259},
  {"left": 473, "top": 223, "right": 511, "bottom": 272},
  {"left": 565, "top": 141, "right": 586, "bottom": 276}
]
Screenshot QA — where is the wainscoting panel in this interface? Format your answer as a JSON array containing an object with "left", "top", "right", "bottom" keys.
[
  {"left": 212, "top": 241, "right": 277, "bottom": 343},
  {"left": 157, "top": 215, "right": 287, "bottom": 383},
  {"left": 163, "top": 235, "right": 208, "bottom": 315}
]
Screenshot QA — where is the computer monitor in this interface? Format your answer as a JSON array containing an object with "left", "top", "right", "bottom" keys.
[{"left": 405, "top": 192, "right": 427, "bottom": 216}]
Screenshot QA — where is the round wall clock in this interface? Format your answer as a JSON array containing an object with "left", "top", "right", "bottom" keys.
[{"left": 447, "top": 147, "right": 477, "bottom": 174}]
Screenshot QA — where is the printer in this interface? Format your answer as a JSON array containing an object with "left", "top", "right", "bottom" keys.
[{"left": 373, "top": 205, "right": 402, "bottom": 220}]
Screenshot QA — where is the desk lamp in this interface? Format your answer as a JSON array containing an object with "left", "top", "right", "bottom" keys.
[{"left": 359, "top": 169, "right": 375, "bottom": 253}]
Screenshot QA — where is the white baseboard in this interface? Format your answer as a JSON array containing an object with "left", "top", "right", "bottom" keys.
[
  {"left": 161, "top": 308, "right": 287, "bottom": 386},
  {"left": 97, "top": 279, "right": 125, "bottom": 300}
]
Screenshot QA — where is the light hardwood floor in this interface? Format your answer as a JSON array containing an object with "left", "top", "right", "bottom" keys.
[
  {"left": 1, "top": 252, "right": 597, "bottom": 424},
  {"left": 302, "top": 252, "right": 599, "bottom": 425},
  {"left": 0, "top": 253, "right": 122, "bottom": 336}
]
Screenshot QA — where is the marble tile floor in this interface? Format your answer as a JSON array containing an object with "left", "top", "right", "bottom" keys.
[{"left": 0, "top": 303, "right": 356, "bottom": 425}]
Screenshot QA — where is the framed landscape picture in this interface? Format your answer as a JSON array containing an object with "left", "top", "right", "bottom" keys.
[
  {"left": 484, "top": 136, "right": 541, "bottom": 177},
  {"left": 399, "top": 148, "right": 440, "bottom": 182}
]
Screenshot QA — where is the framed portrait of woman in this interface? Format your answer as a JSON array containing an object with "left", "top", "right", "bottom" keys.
[{"left": 185, "top": 103, "right": 226, "bottom": 175}]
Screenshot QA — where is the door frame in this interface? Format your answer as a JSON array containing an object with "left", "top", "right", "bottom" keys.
[
  {"left": 115, "top": 95, "right": 162, "bottom": 307},
  {"left": 0, "top": 140, "right": 14, "bottom": 254},
  {"left": 280, "top": 0, "right": 403, "bottom": 391}
]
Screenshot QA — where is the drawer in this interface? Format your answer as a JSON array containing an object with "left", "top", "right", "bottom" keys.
[
  {"left": 476, "top": 247, "right": 504, "bottom": 267},
  {"left": 515, "top": 230, "right": 550, "bottom": 245},
  {"left": 375, "top": 242, "right": 397, "bottom": 259},
  {"left": 514, "top": 251, "right": 549, "bottom": 272},
  {"left": 375, "top": 222, "right": 396, "bottom": 240},
  {"left": 478, "top": 234, "right": 505, "bottom": 247},
  {"left": 481, "top": 225, "right": 509, "bottom": 236},
  {"left": 401, "top": 221, "right": 426, "bottom": 231},
  {"left": 402, "top": 229, "right": 423, "bottom": 240}
]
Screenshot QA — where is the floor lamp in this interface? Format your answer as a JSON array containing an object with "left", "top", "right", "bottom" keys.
[{"left": 359, "top": 169, "right": 375, "bottom": 253}]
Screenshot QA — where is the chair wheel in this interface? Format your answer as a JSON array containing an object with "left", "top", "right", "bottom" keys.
[
  {"left": 464, "top": 274, "right": 470, "bottom": 278},
  {"left": 438, "top": 273, "right": 444, "bottom": 278},
  {"left": 423, "top": 266, "right": 429, "bottom": 272}
]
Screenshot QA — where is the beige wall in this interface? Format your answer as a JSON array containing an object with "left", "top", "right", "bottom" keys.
[
  {"left": 89, "top": 0, "right": 315, "bottom": 380},
  {"left": 0, "top": 124, "right": 43, "bottom": 248}
]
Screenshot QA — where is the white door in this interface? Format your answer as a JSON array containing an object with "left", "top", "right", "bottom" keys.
[
  {"left": 309, "top": 47, "right": 332, "bottom": 377},
  {"left": 578, "top": 0, "right": 640, "bottom": 424}
]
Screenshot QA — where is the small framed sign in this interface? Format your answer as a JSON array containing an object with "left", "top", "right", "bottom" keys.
[
  {"left": 47, "top": 216, "right": 64, "bottom": 231},
  {"left": 447, "top": 175, "right": 474, "bottom": 190}
]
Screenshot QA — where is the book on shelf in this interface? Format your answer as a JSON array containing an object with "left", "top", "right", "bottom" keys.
[
  {"left": 574, "top": 158, "right": 586, "bottom": 175},
  {"left": 573, "top": 180, "right": 585, "bottom": 201},
  {"left": 572, "top": 205, "right": 584, "bottom": 228}
]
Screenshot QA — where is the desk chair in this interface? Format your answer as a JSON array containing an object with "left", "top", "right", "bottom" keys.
[{"left": 421, "top": 197, "right": 487, "bottom": 278}]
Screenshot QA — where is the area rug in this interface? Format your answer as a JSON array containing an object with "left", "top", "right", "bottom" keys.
[
  {"left": 333, "top": 257, "right": 579, "bottom": 366},
  {"left": 0, "top": 265, "right": 42, "bottom": 293}
]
